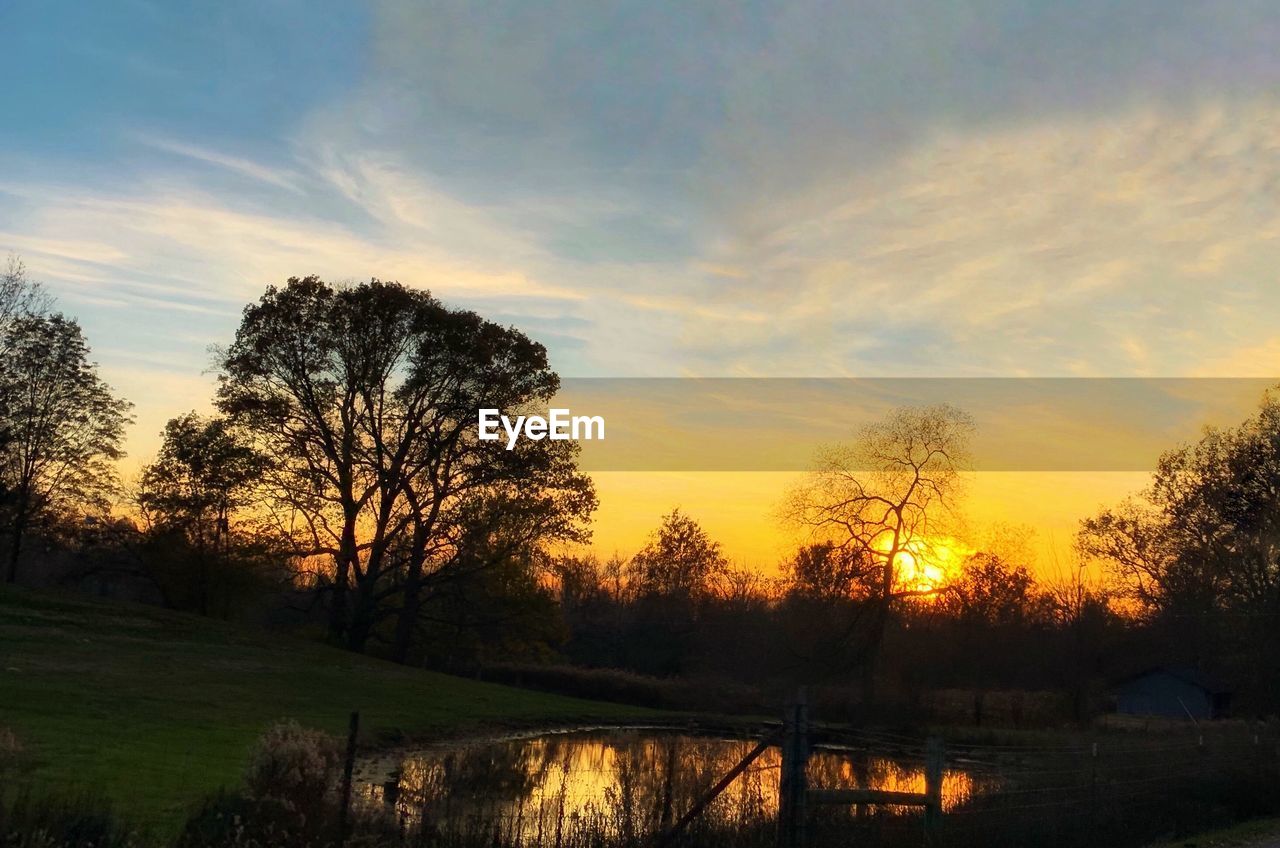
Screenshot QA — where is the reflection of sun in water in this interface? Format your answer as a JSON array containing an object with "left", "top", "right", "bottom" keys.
[{"left": 354, "top": 733, "right": 997, "bottom": 840}]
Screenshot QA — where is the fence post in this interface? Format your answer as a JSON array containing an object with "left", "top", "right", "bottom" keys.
[
  {"left": 1198, "top": 731, "right": 1207, "bottom": 787},
  {"left": 1254, "top": 729, "right": 1262, "bottom": 786},
  {"left": 337, "top": 710, "right": 360, "bottom": 848},
  {"left": 778, "top": 688, "right": 810, "bottom": 848},
  {"left": 1087, "top": 740, "right": 1099, "bottom": 844},
  {"left": 923, "top": 736, "right": 943, "bottom": 848}
]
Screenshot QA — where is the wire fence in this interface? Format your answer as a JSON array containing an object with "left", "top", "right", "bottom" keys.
[
  {"left": 344, "top": 717, "right": 1280, "bottom": 848},
  {"left": 807, "top": 721, "right": 1280, "bottom": 848}
]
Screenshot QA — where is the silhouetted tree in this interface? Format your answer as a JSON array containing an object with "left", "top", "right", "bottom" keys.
[
  {"left": 217, "top": 276, "right": 594, "bottom": 656},
  {"left": 0, "top": 256, "right": 48, "bottom": 333},
  {"left": 1080, "top": 389, "right": 1280, "bottom": 708},
  {"left": 939, "top": 552, "right": 1041, "bottom": 628},
  {"left": 627, "top": 509, "right": 728, "bottom": 598},
  {"left": 0, "top": 313, "right": 132, "bottom": 583},
  {"left": 782, "top": 541, "right": 873, "bottom": 599},
  {"left": 611, "top": 510, "right": 730, "bottom": 675},
  {"left": 784, "top": 403, "right": 973, "bottom": 702},
  {"left": 137, "top": 412, "right": 268, "bottom": 614}
]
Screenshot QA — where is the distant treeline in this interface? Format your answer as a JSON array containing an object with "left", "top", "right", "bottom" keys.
[{"left": 3, "top": 265, "right": 1277, "bottom": 717}]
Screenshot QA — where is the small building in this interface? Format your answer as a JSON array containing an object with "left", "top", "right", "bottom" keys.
[{"left": 1111, "top": 666, "right": 1231, "bottom": 720}]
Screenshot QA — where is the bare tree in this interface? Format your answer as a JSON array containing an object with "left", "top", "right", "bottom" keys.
[{"left": 783, "top": 403, "right": 973, "bottom": 702}]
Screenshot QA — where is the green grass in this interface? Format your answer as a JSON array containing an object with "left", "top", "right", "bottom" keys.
[
  {"left": 0, "top": 585, "right": 657, "bottom": 836},
  {"left": 1146, "top": 817, "right": 1280, "bottom": 847}
]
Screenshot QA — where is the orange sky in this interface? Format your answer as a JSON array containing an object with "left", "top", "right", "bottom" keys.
[
  {"left": 11, "top": 3, "right": 1280, "bottom": 588},
  {"left": 586, "top": 471, "right": 1149, "bottom": 578}
]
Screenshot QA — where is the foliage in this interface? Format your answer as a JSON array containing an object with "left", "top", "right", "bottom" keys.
[
  {"left": 0, "top": 312, "right": 132, "bottom": 583},
  {"left": 782, "top": 541, "right": 871, "bottom": 599},
  {"left": 626, "top": 509, "right": 728, "bottom": 598},
  {"left": 139, "top": 413, "right": 264, "bottom": 544},
  {"left": 0, "top": 790, "right": 136, "bottom": 848},
  {"left": 1079, "top": 388, "right": 1280, "bottom": 709},
  {"left": 136, "top": 413, "right": 284, "bottom": 617},
  {"left": 938, "top": 552, "right": 1044, "bottom": 627},
  {"left": 216, "top": 276, "right": 596, "bottom": 658},
  {"left": 479, "top": 662, "right": 766, "bottom": 713},
  {"left": 243, "top": 721, "right": 341, "bottom": 816}
]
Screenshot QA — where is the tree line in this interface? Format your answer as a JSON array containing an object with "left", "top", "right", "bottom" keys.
[
  {"left": 3, "top": 270, "right": 592, "bottom": 668},
  {"left": 3, "top": 264, "right": 1278, "bottom": 716}
]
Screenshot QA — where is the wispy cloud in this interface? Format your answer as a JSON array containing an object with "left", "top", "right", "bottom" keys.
[{"left": 131, "top": 134, "right": 306, "bottom": 193}]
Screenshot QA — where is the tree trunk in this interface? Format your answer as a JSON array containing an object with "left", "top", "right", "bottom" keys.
[
  {"left": 346, "top": 592, "right": 375, "bottom": 653},
  {"left": 861, "top": 606, "right": 886, "bottom": 707},
  {"left": 390, "top": 546, "right": 427, "bottom": 664},
  {"left": 328, "top": 516, "right": 358, "bottom": 643},
  {"left": 860, "top": 551, "right": 897, "bottom": 706},
  {"left": 5, "top": 495, "right": 29, "bottom": 585},
  {"left": 5, "top": 530, "right": 19, "bottom": 584}
]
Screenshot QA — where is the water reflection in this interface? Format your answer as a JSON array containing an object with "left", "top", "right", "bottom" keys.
[{"left": 354, "top": 730, "right": 995, "bottom": 843}]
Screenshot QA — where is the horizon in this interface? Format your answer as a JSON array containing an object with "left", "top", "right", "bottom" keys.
[{"left": 6, "top": 1, "right": 1280, "bottom": 570}]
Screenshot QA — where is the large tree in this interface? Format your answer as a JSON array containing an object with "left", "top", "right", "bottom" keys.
[
  {"left": 0, "top": 313, "right": 132, "bottom": 583},
  {"left": 784, "top": 403, "right": 973, "bottom": 701},
  {"left": 1078, "top": 399, "right": 1280, "bottom": 618},
  {"left": 1080, "top": 390, "right": 1280, "bottom": 693},
  {"left": 217, "top": 276, "right": 595, "bottom": 656}
]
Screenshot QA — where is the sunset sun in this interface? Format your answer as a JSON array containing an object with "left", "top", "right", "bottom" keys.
[{"left": 890, "top": 538, "right": 972, "bottom": 595}]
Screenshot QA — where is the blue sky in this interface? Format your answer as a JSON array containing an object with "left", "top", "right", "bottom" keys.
[{"left": 3, "top": 0, "right": 1280, "bottom": 482}]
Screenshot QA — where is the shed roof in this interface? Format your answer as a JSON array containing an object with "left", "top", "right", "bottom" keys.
[{"left": 1112, "top": 665, "right": 1230, "bottom": 695}]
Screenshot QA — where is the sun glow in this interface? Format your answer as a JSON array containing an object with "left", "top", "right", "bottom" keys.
[{"left": 887, "top": 537, "right": 972, "bottom": 596}]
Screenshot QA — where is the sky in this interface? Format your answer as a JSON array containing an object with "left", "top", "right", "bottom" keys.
[{"left": 3, "top": 1, "right": 1280, "bottom": 572}]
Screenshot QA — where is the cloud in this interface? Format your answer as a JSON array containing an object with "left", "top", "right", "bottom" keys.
[
  {"left": 132, "top": 134, "right": 305, "bottom": 193},
  {"left": 8, "top": 0, "right": 1280, "bottom": 471},
  {"left": 680, "top": 100, "right": 1280, "bottom": 377}
]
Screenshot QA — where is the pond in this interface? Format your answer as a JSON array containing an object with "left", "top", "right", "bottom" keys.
[{"left": 353, "top": 727, "right": 998, "bottom": 844}]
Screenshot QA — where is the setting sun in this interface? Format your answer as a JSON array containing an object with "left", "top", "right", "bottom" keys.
[{"left": 887, "top": 537, "right": 973, "bottom": 595}]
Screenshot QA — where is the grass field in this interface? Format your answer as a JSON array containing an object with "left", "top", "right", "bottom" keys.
[
  {"left": 0, "top": 585, "right": 657, "bottom": 836},
  {"left": 1146, "top": 817, "right": 1280, "bottom": 847}
]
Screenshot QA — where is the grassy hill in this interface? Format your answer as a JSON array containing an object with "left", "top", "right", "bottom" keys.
[{"left": 0, "top": 585, "right": 656, "bottom": 835}]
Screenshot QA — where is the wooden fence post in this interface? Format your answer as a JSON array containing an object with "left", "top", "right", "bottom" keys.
[
  {"left": 337, "top": 710, "right": 360, "bottom": 848},
  {"left": 778, "top": 688, "right": 810, "bottom": 848},
  {"left": 923, "top": 736, "right": 943, "bottom": 848},
  {"left": 1088, "top": 740, "right": 1099, "bottom": 843}
]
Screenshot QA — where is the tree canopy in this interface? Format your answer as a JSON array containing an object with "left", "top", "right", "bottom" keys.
[
  {"left": 0, "top": 312, "right": 132, "bottom": 582},
  {"left": 216, "top": 276, "right": 595, "bottom": 657}
]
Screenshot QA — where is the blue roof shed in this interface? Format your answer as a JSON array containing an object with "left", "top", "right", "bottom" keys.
[{"left": 1111, "top": 666, "right": 1231, "bottom": 720}]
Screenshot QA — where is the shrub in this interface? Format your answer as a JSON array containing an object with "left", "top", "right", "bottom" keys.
[
  {"left": 0, "top": 726, "right": 26, "bottom": 777},
  {"left": 480, "top": 662, "right": 767, "bottom": 714},
  {"left": 0, "top": 790, "right": 134, "bottom": 848},
  {"left": 243, "top": 720, "right": 341, "bottom": 816}
]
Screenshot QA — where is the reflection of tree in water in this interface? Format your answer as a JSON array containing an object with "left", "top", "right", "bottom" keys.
[
  {"left": 357, "top": 732, "right": 991, "bottom": 845},
  {"left": 605, "top": 736, "right": 775, "bottom": 835},
  {"left": 385, "top": 738, "right": 543, "bottom": 836},
  {"left": 807, "top": 751, "right": 984, "bottom": 811}
]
